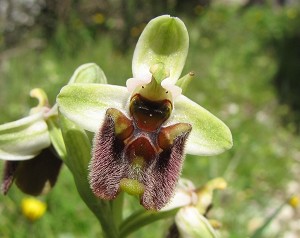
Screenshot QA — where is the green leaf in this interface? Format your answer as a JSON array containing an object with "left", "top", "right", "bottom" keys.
[
  {"left": 171, "top": 95, "right": 233, "bottom": 156},
  {"left": 250, "top": 201, "right": 286, "bottom": 238},
  {"left": 120, "top": 208, "right": 178, "bottom": 238},
  {"left": 0, "top": 112, "right": 50, "bottom": 160},
  {"left": 57, "top": 83, "right": 129, "bottom": 132},
  {"left": 59, "top": 114, "right": 91, "bottom": 176},
  {"left": 132, "top": 15, "right": 189, "bottom": 84},
  {"left": 68, "top": 63, "right": 107, "bottom": 84}
]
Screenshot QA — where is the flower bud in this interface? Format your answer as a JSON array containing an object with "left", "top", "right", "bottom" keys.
[
  {"left": 68, "top": 63, "right": 107, "bottom": 84},
  {"left": 175, "top": 206, "right": 217, "bottom": 238}
]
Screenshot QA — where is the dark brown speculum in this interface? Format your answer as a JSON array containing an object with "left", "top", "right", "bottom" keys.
[
  {"left": 130, "top": 94, "right": 172, "bottom": 132},
  {"left": 89, "top": 93, "right": 191, "bottom": 210}
]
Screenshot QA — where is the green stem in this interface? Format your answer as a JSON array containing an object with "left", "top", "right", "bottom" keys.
[
  {"left": 59, "top": 114, "right": 119, "bottom": 238},
  {"left": 250, "top": 201, "right": 287, "bottom": 238},
  {"left": 111, "top": 192, "right": 124, "bottom": 227},
  {"left": 73, "top": 174, "right": 118, "bottom": 238}
]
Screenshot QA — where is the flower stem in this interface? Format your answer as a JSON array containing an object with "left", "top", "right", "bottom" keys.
[
  {"left": 111, "top": 192, "right": 124, "bottom": 227},
  {"left": 73, "top": 173, "right": 119, "bottom": 238},
  {"left": 59, "top": 114, "right": 119, "bottom": 238}
]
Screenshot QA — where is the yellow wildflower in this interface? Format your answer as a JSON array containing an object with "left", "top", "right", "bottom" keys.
[
  {"left": 288, "top": 195, "right": 299, "bottom": 208},
  {"left": 21, "top": 197, "right": 47, "bottom": 221}
]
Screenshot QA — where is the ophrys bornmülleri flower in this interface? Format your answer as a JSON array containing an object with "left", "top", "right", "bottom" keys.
[{"left": 57, "top": 15, "right": 232, "bottom": 210}]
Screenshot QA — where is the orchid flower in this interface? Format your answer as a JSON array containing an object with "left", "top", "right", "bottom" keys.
[
  {"left": 0, "top": 89, "right": 51, "bottom": 161},
  {"left": 0, "top": 63, "right": 105, "bottom": 195},
  {"left": 57, "top": 15, "right": 232, "bottom": 210},
  {"left": 164, "top": 178, "right": 227, "bottom": 238},
  {"left": 0, "top": 88, "right": 62, "bottom": 195}
]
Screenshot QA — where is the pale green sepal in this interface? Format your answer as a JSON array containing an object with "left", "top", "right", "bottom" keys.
[
  {"left": 132, "top": 15, "right": 189, "bottom": 84},
  {"left": 0, "top": 111, "right": 44, "bottom": 131},
  {"left": 170, "top": 95, "right": 233, "bottom": 156},
  {"left": 68, "top": 63, "right": 107, "bottom": 84},
  {"left": 57, "top": 83, "right": 129, "bottom": 132},
  {"left": 0, "top": 112, "right": 51, "bottom": 161},
  {"left": 175, "top": 206, "right": 217, "bottom": 238},
  {"left": 0, "top": 149, "right": 34, "bottom": 160}
]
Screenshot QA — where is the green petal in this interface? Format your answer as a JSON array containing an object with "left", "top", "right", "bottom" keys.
[
  {"left": 57, "top": 83, "right": 130, "bottom": 132},
  {"left": 170, "top": 95, "right": 233, "bottom": 156},
  {"left": 68, "top": 63, "right": 107, "bottom": 84},
  {"left": 132, "top": 15, "right": 189, "bottom": 84},
  {"left": 176, "top": 72, "right": 195, "bottom": 94},
  {"left": 0, "top": 112, "right": 50, "bottom": 160}
]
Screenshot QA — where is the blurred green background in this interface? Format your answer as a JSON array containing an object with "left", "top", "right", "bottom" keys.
[{"left": 1, "top": 0, "right": 300, "bottom": 237}]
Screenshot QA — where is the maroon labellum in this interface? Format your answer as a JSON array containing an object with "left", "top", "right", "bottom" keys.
[
  {"left": 89, "top": 93, "right": 191, "bottom": 210},
  {"left": 1, "top": 148, "right": 62, "bottom": 196}
]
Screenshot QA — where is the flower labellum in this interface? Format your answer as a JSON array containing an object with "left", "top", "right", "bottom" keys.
[
  {"left": 1, "top": 148, "right": 62, "bottom": 195},
  {"left": 0, "top": 88, "right": 60, "bottom": 195},
  {"left": 90, "top": 82, "right": 192, "bottom": 210},
  {"left": 0, "top": 63, "right": 107, "bottom": 196}
]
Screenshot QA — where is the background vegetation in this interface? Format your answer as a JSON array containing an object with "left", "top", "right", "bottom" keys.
[{"left": 1, "top": 0, "right": 300, "bottom": 237}]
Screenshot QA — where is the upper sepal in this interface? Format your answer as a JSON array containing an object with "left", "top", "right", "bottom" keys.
[
  {"left": 170, "top": 95, "right": 233, "bottom": 156},
  {"left": 132, "top": 15, "right": 189, "bottom": 85}
]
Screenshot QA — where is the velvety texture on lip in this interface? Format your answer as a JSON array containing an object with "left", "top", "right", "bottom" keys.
[{"left": 89, "top": 105, "right": 191, "bottom": 210}]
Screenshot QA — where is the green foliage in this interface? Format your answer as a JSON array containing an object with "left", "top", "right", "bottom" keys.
[{"left": 1, "top": 5, "right": 300, "bottom": 238}]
